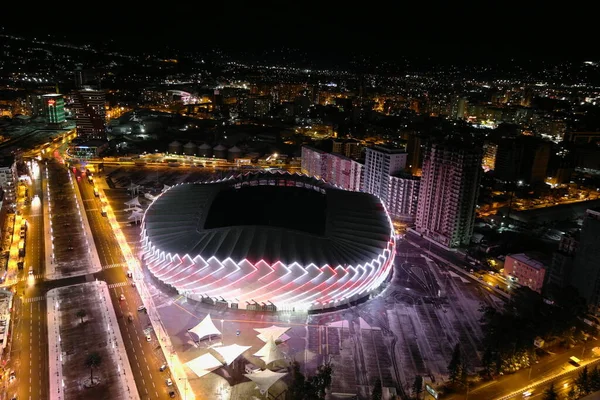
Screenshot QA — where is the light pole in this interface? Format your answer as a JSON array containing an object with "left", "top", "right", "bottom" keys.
[
  {"left": 178, "top": 377, "right": 188, "bottom": 400},
  {"left": 221, "top": 319, "right": 224, "bottom": 344}
]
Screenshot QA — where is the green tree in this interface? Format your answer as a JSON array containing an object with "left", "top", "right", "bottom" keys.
[
  {"left": 76, "top": 309, "right": 87, "bottom": 324},
  {"left": 448, "top": 343, "right": 463, "bottom": 384},
  {"left": 590, "top": 365, "right": 600, "bottom": 391},
  {"left": 542, "top": 383, "right": 559, "bottom": 400},
  {"left": 85, "top": 352, "right": 102, "bottom": 385},
  {"left": 287, "top": 361, "right": 307, "bottom": 400},
  {"left": 309, "top": 362, "right": 333, "bottom": 399},
  {"left": 576, "top": 366, "right": 591, "bottom": 396},
  {"left": 371, "top": 378, "right": 382, "bottom": 400},
  {"left": 567, "top": 384, "right": 577, "bottom": 400},
  {"left": 482, "top": 346, "right": 495, "bottom": 378},
  {"left": 412, "top": 375, "right": 423, "bottom": 399}
]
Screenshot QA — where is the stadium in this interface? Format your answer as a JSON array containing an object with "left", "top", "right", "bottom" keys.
[{"left": 140, "top": 172, "right": 396, "bottom": 311}]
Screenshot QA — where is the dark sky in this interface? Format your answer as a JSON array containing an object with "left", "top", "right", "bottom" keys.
[{"left": 3, "top": 2, "right": 597, "bottom": 62}]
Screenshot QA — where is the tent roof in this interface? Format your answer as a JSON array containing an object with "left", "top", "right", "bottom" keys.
[
  {"left": 162, "top": 184, "right": 172, "bottom": 192},
  {"left": 188, "top": 314, "right": 222, "bottom": 341},
  {"left": 244, "top": 369, "right": 288, "bottom": 393},
  {"left": 127, "top": 182, "right": 141, "bottom": 190},
  {"left": 253, "top": 337, "right": 285, "bottom": 365},
  {"left": 125, "top": 197, "right": 141, "bottom": 206},
  {"left": 185, "top": 353, "right": 222, "bottom": 378},
  {"left": 255, "top": 326, "right": 291, "bottom": 343},
  {"left": 212, "top": 344, "right": 252, "bottom": 365},
  {"left": 128, "top": 212, "right": 144, "bottom": 220}
]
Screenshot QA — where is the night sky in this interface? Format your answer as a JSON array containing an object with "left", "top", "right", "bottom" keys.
[{"left": 4, "top": 2, "right": 596, "bottom": 62}]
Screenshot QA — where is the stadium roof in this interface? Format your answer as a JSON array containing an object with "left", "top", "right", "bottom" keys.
[{"left": 142, "top": 172, "right": 393, "bottom": 268}]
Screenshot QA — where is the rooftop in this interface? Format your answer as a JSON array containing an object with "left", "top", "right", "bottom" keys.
[{"left": 508, "top": 253, "right": 546, "bottom": 270}]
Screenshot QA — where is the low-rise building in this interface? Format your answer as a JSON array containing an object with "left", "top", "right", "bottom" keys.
[{"left": 503, "top": 253, "right": 547, "bottom": 293}]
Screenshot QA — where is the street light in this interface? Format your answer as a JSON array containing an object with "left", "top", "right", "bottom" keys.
[{"left": 221, "top": 319, "right": 224, "bottom": 344}]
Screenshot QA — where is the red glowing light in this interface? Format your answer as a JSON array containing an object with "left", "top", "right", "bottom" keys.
[{"left": 47, "top": 99, "right": 56, "bottom": 106}]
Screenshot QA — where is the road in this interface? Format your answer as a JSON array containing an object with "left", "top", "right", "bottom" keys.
[
  {"left": 75, "top": 168, "right": 176, "bottom": 399},
  {"left": 7, "top": 164, "right": 49, "bottom": 400}
]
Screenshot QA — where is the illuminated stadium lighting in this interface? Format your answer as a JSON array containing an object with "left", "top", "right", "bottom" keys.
[{"left": 141, "top": 172, "right": 396, "bottom": 311}]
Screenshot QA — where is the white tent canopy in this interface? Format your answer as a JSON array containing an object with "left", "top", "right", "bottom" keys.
[
  {"left": 244, "top": 369, "right": 287, "bottom": 393},
  {"left": 185, "top": 352, "right": 223, "bottom": 378},
  {"left": 253, "top": 337, "right": 285, "bottom": 365},
  {"left": 125, "top": 197, "right": 141, "bottom": 207},
  {"left": 188, "top": 314, "right": 222, "bottom": 341},
  {"left": 128, "top": 211, "right": 144, "bottom": 222},
  {"left": 162, "top": 184, "right": 171, "bottom": 192},
  {"left": 254, "top": 326, "right": 291, "bottom": 343},
  {"left": 212, "top": 344, "right": 252, "bottom": 365},
  {"left": 127, "top": 182, "right": 141, "bottom": 190}
]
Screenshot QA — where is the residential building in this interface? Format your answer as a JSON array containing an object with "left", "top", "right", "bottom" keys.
[
  {"left": 0, "top": 155, "right": 17, "bottom": 203},
  {"left": 72, "top": 88, "right": 106, "bottom": 139},
  {"left": 42, "top": 94, "right": 66, "bottom": 126},
  {"left": 570, "top": 209, "right": 600, "bottom": 310},
  {"left": 503, "top": 253, "right": 547, "bottom": 293},
  {"left": 301, "top": 146, "right": 363, "bottom": 191},
  {"left": 387, "top": 174, "right": 420, "bottom": 222},
  {"left": 415, "top": 141, "right": 482, "bottom": 248},
  {"left": 547, "top": 232, "right": 579, "bottom": 289},
  {"left": 362, "top": 145, "right": 407, "bottom": 204}
]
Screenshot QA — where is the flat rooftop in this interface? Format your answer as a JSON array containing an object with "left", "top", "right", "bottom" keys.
[{"left": 204, "top": 185, "right": 327, "bottom": 235}]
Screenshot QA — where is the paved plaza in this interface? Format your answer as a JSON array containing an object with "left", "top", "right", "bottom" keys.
[{"left": 98, "top": 166, "right": 501, "bottom": 399}]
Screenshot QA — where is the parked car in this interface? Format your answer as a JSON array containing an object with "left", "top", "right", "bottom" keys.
[
  {"left": 160, "top": 364, "right": 168, "bottom": 372},
  {"left": 137, "top": 305, "right": 146, "bottom": 312},
  {"left": 169, "top": 391, "right": 176, "bottom": 398},
  {"left": 146, "top": 334, "right": 152, "bottom": 342},
  {"left": 119, "top": 294, "right": 125, "bottom": 301},
  {"left": 166, "top": 378, "right": 173, "bottom": 386}
]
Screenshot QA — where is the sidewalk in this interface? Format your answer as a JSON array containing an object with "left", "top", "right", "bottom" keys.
[
  {"left": 44, "top": 163, "right": 102, "bottom": 280},
  {"left": 47, "top": 281, "right": 140, "bottom": 400}
]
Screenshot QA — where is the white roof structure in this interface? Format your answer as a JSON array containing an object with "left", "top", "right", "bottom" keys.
[
  {"left": 244, "top": 369, "right": 287, "bottom": 394},
  {"left": 185, "top": 353, "right": 223, "bottom": 378},
  {"left": 255, "top": 326, "right": 291, "bottom": 343},
  {"left": 212, "top": 344, "right": 252, "bottom": 365},
  {"left": 253, "top": 337, "right": 285, "bottom": 365},
  {"left": 128, "top": 210, "right": 144, "bottom": 222},
  {"left": 127, "top": 182, "right": 141, "bottom": 191},
  {"left": 188, "top": 314, "right": 221, "bottom": 341},
  {"left": 125, "top": 197, "right": 141, "bottom": 208},
  {"left": 162, "top": 184, "right": 171, "bottom": 192}
]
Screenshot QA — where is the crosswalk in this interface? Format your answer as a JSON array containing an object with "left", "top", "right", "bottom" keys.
[
  {"left": 23, "top": 296, "right": 45, "bottom": 304},
  {"left": 108, "top": 281, "right": 128, "bottom": 289},
  {"left": 19, "top": 274, "right": 44, "bottom": 281},
  {"left": 103, "top": 263, "right": 128, "bottom": 270}
]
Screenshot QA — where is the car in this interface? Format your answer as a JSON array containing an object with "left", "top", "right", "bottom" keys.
[
  {"left": 160, "top": 364, "right": 168, "bottom": 372},
  {"left": 166, "top": 378, "right": 173, "bottom": 386},
  {"left": 137, "top": 305, "right": 146, "bottom": 312},
  {"left": 169, "top": 391, "right": 176, "bottom": 398},
  {"left": 523, "top": 391, "right": 532, "bottom": 397},
  {"left": 126, "top": 270, "right": 133, "bottom": 278},
  {"left": 119, "top": 294, "right": 125, "bottom": 301},
  {"left": 146, "top": 334, "right": 152, "bottom": 342},
  {"left": 131, "top": 282, "right": 136, "bottom": 287}
]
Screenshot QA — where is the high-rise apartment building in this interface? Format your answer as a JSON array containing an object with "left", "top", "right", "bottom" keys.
[
  {"left": 331, "top": 139, "right": 363, "bottom": 159},
  {"left": 362, "top": 146, "right": 407, "bottom": 203},
  {"left": 42, "top": 94, "right": 66, "bottom": 126},
  {"left": 0, "top": 155, "right": 17, "bottom": 203},
  {"left": 570, "top": 209, "right": 600, "bottom": 310},
  {"left": 387, "top": 174, "right": 420, "bottom": 222},
  {"left": 72, "top": 88, "right": 106, "bottom": 139},
  {"left": 301, "top": 146, "right": 363, "bottom": 192},
  {"left": 415, "top": 141, "right": 483, "bottom": 248},
  {"left": 494, "top": 136, "right": 551, "bottom": 185}
]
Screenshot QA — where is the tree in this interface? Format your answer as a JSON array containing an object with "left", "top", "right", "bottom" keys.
[
  {"left": 85, "top": 352, "right": 102, "bottom": 385},
  {"left": 567, "top": 384, "right": 577, "bottom": 400},
  {"left": 412, "top": 375, "right": 423, "bottom": 399},
  {"left": 590, "top": 365, "right": 600, "bottom": 391},
  {"left": 287, "top": 361, "right": 307, "bottom": 400},
  {"left": 76, "top": 309, "right": 87, "bottom": 324},
  {"left": 371, "top": 378, "right": 382, "bottom": 400},
  {"left": 482, "top": 346, "right": 495, "bottom": 378},
  {"left": 448, "top": 343, "right": 463, "bottom": 384},
  {"left": 542, "top": 383, "right": 559, "bottom": 400},
  {"left": 576, "top": 365, "right": 591, "bottom": 396},
  {"left": 309, "top": 362, "right": 333, "bottom": 399}
]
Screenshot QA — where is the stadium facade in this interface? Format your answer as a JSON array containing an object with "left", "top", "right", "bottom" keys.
[{"left": 140, "top": 172, "right": 396, "bottom": 311}]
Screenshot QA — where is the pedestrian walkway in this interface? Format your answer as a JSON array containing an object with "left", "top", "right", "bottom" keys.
[
  {"left": 103, "top": 262, "right": 128, "bottom": 270},
  {"left": 108, "top": 281, "right": 128, "bottom": 289},
  {"left": 23, "top": 296, "right": 45, "bottom": 303}
]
